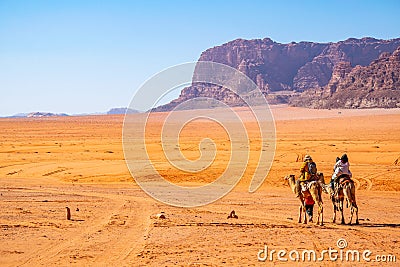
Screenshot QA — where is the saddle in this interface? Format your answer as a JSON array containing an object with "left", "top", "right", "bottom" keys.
[
  {"left": 300, "top": 181, "right": 318, "bottom": 203},
  {"left": 301, "top": 180, "right": 316, "bottom": 193},
  {"left": 337, "top": 175, "right": 352, "bottom": 186},
  {"left": 332, "top": 175, "right": 353, "bottom": 197}
]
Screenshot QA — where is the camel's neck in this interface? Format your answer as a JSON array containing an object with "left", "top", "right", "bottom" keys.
[
  {"left": 288, "top": 177, "right": 296, "bottom": 193},
  {"left": 318, "top": 174, "right": 327, "bottom": 185}
]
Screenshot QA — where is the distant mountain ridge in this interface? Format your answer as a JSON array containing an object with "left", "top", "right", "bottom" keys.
[
  {"left": 27, "top": 112, "right": 69, "bottom": 118},
  {"left": 155, "top": 37, "right": 400, "bottom": 111},
  {"left": 4, "top": 108, "right": 140, "bottom": 118}
]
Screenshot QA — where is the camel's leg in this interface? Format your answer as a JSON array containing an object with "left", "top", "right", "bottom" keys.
[
  {"left": 298, "top": 205, "right": 302, "bottom": 223},
  {"left": 340, "top": 200, "right": 345, "bottom": 225},
  {"left": 318, "top": 188, "right": 324, "bottom": 226},
  {"left": 350, "top": 202, "right": 359, "bottom": 225},
  {"left": 351, "top": 184, "right": 359, "bottom": 225},
  {"left": 332, "top": 206, "right": 336, "bottom": 223},
  {"left": 314, "top": 198, "right": 323, "bottom": 226},
  {"left": 349, "top": 205, "right": 354, "bottom": 225},
  {"left": 332, "top": 197, "right": 336, "bottom": 223},
  {"left": 308, "top": 185, "right": 323, "bottom": 226},
  {"left": 318, "top": 202, "right": 324, "bottom": 226},
  {"left": 348, "top": 199, "right": 356, "bottom": 225},
  {"left": 354, "top": 203, "right": 359, "bottom": 225},
  {"left": 298, "top": 194, "right": 307, "bottom": 224},
  {"left": 315, "top": 204, "right": 320, "bottom": 225},
  {"left": 343, "top": 186, "right": 352, "bottom": 225},
  {"left": 344, "top": 184, "right": 357, "bottom": 225},
  {"left": 314, "top": 201, "right": 322, "bottom": 226}
]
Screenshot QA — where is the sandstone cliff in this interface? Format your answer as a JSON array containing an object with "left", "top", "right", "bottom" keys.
[
  {"left": 154, "top": 37, "right": 400, "bottom": 111},
  {"left": 292, "top": 46, "right": 400, "bottom": 108}
]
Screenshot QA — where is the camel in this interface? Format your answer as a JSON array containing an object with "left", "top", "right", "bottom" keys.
[
  {"left": 317, "top": 174, "right": 359, "bottom": 225},
  {"left": 284, "top": 175, "right": 324, "bottom": 226}
]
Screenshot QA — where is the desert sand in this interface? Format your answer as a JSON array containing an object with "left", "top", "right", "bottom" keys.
[{"left": 1, "top": 105, "right": 400, "bottom": 266}]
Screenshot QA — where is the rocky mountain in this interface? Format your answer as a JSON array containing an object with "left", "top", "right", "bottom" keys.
[
  {"left": 291, "top": 46, "right": 400, "bottom": 108},
  {"left": 155, "top": 37, "right": 400, "bottom": 111}
]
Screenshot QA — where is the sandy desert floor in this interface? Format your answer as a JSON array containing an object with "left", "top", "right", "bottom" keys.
[{"left": 1, "top": 105, "right": 400, "bottom": 266}]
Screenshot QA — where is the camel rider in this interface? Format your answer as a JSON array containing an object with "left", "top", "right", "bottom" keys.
[
  {"left": 330, "top": 153, "right": 352, "bottom": 190},
  {"left": 296, "top": 155, "right": 317, "bottom": 198}
]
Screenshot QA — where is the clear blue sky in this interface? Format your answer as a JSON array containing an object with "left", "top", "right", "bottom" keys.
[{"left": 0, "top": 0, "right": 399, "bottom": 116}]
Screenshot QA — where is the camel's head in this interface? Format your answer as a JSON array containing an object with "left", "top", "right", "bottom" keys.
[{"left": 284, "top": 174, "right": 295, "bottom": 181}]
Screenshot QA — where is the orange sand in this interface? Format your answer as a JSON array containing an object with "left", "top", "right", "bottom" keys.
[{"left": 1, "top": 105, "right": 400, "bottom": 266}]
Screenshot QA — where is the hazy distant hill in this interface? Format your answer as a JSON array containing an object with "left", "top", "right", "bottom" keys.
[
  {"left": 4, "top": 107, "right": 140, "bottom": 118},
  {"left": 106, "top": 107, "right": 139, "bottom": 115},
  {"left": 22, "top": 112, "right": 69, "bottom": 118}
]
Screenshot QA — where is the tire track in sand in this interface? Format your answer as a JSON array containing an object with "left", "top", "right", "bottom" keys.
[{"left": 15, "top": 187, "right": 155, "bottom": 266}]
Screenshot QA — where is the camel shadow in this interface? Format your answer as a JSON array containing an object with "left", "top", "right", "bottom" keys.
[{"left": 359, "top": 223, "right": 400, "bottom": 228}]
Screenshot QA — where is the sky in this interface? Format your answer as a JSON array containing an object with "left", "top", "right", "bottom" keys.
[{"left": 0, "top": 0, "right": 399, "bottom": 116}]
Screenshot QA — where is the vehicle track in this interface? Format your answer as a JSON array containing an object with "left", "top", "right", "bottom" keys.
[{"left": 14, "top": 187, "right": 154, "bottom": 266}]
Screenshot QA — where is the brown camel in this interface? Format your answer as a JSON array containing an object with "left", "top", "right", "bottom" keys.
[
  {"left": 317, "top": 174, "right": 359, "bottom": 225},
  {"left": 284, "top": 175, "right": 324, "bottom": 226}
]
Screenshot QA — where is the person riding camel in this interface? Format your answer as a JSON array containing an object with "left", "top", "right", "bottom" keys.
[
  {"left": 330, "top": 153, "right": 352, "bottom": 191},
  {"left": 296, "top": 155, "right": 317, "bottom": 198}
]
